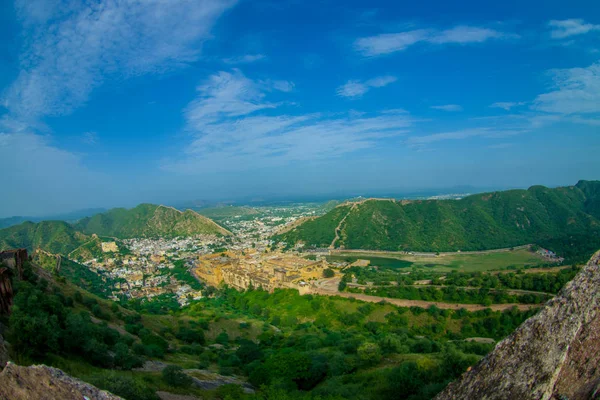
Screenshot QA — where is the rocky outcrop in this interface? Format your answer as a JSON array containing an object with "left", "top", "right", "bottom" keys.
[
  {"left": 0, "top": 363, "right": 122, "bottom": 400},
  {"left": 435, "top": 251, "right": 600, "bottom": 400},
  {"left": 0, "top": 334, "right": 8, "bottom": 369}
]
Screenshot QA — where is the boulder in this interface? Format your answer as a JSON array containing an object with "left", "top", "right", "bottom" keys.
[{"left": 0, "top": 363, "right": 122, "bottom": 400}]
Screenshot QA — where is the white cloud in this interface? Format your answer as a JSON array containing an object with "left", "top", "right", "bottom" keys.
[
  {"left": 532, "top": 62, "right": 600, "bottom": 114},
  {"left": 429, "top": 26, "right": 505, "bottom": 44},
  {"left": 548, "top": 19, "right": 600, "bottom": 39},
  {"left": 354, "top": 25, "right": 512, "bottom": 56},
  {"left": 336, "top": 81, "right": 369, "bottom": 98},
  {"left": 354, "top": 30, "right": 430, "bottom": 56},
  {"left": 223, "top": 54, "right": 266, "bottom": 64},
  {"left": 430, "top": 104, "right": 463, "bottom": 112},
  {"left": 82, "top": 131, "right": 98, "bottom": 145},
  {"left": 164, "top": 70, "right": 412, "bottom": 172},
  {"left": 336, "top": 75, "right": 397, "bottom": 98},
  {"left": 366, "top": 76, "right": 398, "bottom": 88},
  {"left": 3, "top": 0, "right": 237, "bottom": 121},
  {"left": 490, "top": 102, "right": 526, "bottom": 111},
  {"left": 184, "top": 70, "right": 288, "bottom": 131},
  {"left": 406, "top": 128, "right": 523, "bottom": 146},
  {"left": 261, "top": 79, "right": 295, "bottom": 93}
]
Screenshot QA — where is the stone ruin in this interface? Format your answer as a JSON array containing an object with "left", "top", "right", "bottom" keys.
[{"left": 0, "top": 249, "right": 28, "bottom": 315}]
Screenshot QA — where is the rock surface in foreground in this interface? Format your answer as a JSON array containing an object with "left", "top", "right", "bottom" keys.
[
  {"left": 0, "top": 362, "right": 122, "bottom": 400},
  {"left": 435, "top": 251, "right": 600, "bottom": 400}
]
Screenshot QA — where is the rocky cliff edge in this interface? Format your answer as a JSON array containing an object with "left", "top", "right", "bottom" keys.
[{"left": 435, "top": 251, "right": 600, "bottom": 400}]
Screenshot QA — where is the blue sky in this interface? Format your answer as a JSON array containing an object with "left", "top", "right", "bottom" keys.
[{"left": 1, "top": 0, "right": 599, "bottom": 217}]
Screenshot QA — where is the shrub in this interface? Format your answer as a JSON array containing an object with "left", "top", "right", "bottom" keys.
[
  {"left": 357, "top": 342, "right": 382, "bottom": 366},
  {"left": 91, "top": 374, "right": 158, "bottom": 400},
  {"left": 162, "top": 365, "right": 192, "bottom": 387}
]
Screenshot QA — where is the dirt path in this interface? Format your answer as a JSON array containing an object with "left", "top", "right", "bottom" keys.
[
  {"left": 490, "top": 265, "right": 572, "bottom": 275},
  {"left": 347, "top": 282, "right": 554, "bottom": 297},
  {"left": 310, "top": 277, "right": 542, "bottom": 311},
  {"left": 329, "top": 204, "right": 354, "bottom": 249},
  {"left": 330, "top": 244, "right": 533, "bottom": 258},
  {"left": 308, "top": 288, "right": 541, "bottom": 311}
]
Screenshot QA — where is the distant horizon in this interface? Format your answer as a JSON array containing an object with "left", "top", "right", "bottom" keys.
[
  {"left": 1, "top": 179, "right": 596, "bottom": 220},
  {"left": 1, "top": 0, "right": 598, "bottom": 217}
]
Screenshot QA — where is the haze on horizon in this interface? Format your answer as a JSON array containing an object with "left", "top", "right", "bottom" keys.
[{"left": 0, "top": 0, "right": 599, "bottom": 218}]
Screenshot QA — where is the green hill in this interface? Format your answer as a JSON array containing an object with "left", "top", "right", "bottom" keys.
[
  {"left": 74, "top": 204, "right": 231, "bottom": 238},
  {"left": 0, "top": 204, "right": 230, "bottom": 255},
  {"left": 0, "top": 220, "right": 88, "bottom": 254},
  {"left": 275, "top": 181, "right": 600, "bottom": 260}
]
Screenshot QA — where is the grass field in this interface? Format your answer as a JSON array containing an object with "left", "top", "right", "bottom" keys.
[{"left": 330, "top": 248, "right": 551, "bottom": 273}]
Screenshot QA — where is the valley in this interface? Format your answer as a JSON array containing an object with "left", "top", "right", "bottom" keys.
[{"left": 0, "top": 181, "right": 598, "bottom": 400}]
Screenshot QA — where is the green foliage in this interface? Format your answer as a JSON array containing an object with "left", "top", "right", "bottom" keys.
[
  {"left": 352, "top": 285, "right": 550, "bottom": 305},
  {"left": 323, "top": 268, "right": 335, "bottom": 278},
  {"left": 278, "top": 181, "right": 600, "bottom": 261},
  {"left": 8, "top": 280, "right": 140, "bottom": 369},
  {"left": 216, "top": 384, "right": 245, "bottom": 400},
  {"left": 161, "top": 365, "right": 192, "bottom": 387},
  {"left": 74, "top": 204, "right": 228, "bottom": 239},
  {"left": 0, "top": 220, "right": 87, "bottom": 254},
  {"left": 171, "top": 259, "right": 203, "bottom": 290},
  {"left": 176, "top": 325, "right": 206, "bottom": 345},
  {"left": 273, "top": 205, "right": 351, "bottom": 248},
  {"left": 90, "top": 374, "right": 159, "bottom": 400},
  {"left": 356, "top": 342, "right": 381, "bottom": 366},
  {"left": 216, "top": 331, "right": 230, "bottom": 345}
]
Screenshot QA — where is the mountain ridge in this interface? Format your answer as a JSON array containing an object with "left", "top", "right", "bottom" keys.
[
  {"left": 274, "top": 180, "right": 600, "bottom": 261},
  {"left": 0, "top": 203, "right": 230, "bottom": 255}
]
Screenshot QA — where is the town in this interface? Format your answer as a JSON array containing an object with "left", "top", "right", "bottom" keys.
[{"left": 69, "top": 203, "right": 335, "bottom": 305}]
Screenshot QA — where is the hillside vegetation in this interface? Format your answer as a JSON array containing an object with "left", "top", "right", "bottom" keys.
[
  {"left": 4, "top": 258, "right": 539, "bottom": 400},
  {"left": 0, "top": 221, "right": 88, "bottom": 254},
  {"left": 275, "top": 181, "right": 600, "bottom": 261},
  {"left": 75, "top": 204, "right": 231, "bottom": 238},
  {"left": 0, "top": 204, "right": 230, "bottom": 255}
]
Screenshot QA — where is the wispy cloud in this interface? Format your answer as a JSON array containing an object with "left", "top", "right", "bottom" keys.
[
  {"left": 164, "top": 70, "right": 412, "bottom": 172},
  {"left": 532, "top": 62, "right": 600, "bottom": 114},
  {"left": 430, "top": 104, "right": 463, "bottom": 112},
  {"left": 223, "top": 54, "right": 266, "bottom": 64},
  {"left": 548, "top": 19, "right": 600, "bottom": 39},
  {"left": 490, "top": 102, "right": 526, "bottom": 111},
  {"left": 429, "top": 26, "right": 507, "bottom": 44},
  {"left": 354, "top": 30, "right": 430, "bottom": 56},
  {"left": 354, "top": 25, "right": 514, "bottom": 56},
  {"left": 406, "top": 128, "right": 523, "bottom": 146},
  {"left": 3, "top": 0, "right": 237, "bottom": 122},
  {"left": 82, "top": 131, "right": 98, "bottom": 145},
  {"left": 336, "top": 76, "right": 397, "bottom": 98}
]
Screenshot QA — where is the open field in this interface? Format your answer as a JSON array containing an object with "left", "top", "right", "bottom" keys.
[{"left": 329, "top": 247, "right": 552, "bottom": 272}]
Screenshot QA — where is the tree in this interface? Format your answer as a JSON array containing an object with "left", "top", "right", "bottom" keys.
[
  {"left": 323, "top": 268, "right": 335, "bottom": 278},
  {"left": 162, "top": 365, "right": 192, "bottom": 387},
  {"left": 216, "top": 331, "right": 230, "bottom": 345},
  {"left": 357, "top": 342, "right": 382, "bottom": 366}
]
